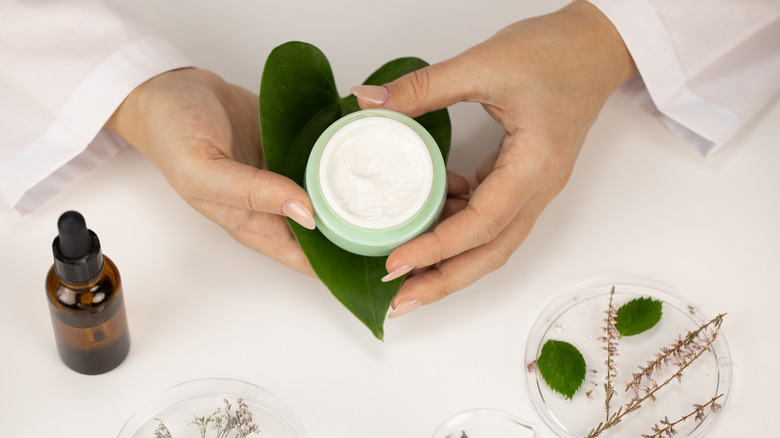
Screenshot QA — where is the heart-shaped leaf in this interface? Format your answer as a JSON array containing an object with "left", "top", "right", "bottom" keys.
[
  {"left": 537, "top": 339, "right": 587, "bottom": 399},
  {"left": 259, "top": 41, "right": 451, "bottom": 340}
]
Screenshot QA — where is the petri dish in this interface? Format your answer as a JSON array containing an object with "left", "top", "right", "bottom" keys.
[
  {"left": 431, "top": 408, "right": 537, "bottom": 438},
  {"left": 525, "top": 277, "right": 731, "bottom": 438},
  {"left": 117, "top": 378, "right": 308, "bottom": 438}
]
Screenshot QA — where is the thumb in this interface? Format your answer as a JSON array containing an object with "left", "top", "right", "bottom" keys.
[{"left": 351, "top": 58, "right": 478, "bottom": 118}]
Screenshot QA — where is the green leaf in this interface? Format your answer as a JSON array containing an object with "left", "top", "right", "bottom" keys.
[
  {"left": 615, "top": 297, "right": 663, "bottom": 337},
  {"left": 259, "top": 41, "right": 451, "bottom": 340},
  {"left": 537, "top": 339, "right": 586, "bottom": 399}
]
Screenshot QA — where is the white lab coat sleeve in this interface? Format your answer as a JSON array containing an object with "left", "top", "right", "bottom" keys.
[
  {"left": 0, "top": 0, "right": 191, "bottom": 214},
  {"left": 587, "top": 0, "right": 780, "bottom": 155}
]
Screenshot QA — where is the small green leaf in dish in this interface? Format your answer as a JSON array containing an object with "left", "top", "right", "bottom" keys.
[
  {"left": 615, "top": 297, "right": 663, "bottom": 337},
  {"left": 259, "top": 41, "right": 451, "bottom": 340},
  {"left": 537, "top": 339, "right": 587, "bottom": 399}
]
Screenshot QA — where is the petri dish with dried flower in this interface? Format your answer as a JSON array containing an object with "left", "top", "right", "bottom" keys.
[
  {"left": 117, "top": 378, "right": 308, "bottom": 438},
  {"left": 431, "top": 408, "right": 537, "bottom": 438},
  {"left": 524, "top": 277, "right": 731, "bottom": 438}
]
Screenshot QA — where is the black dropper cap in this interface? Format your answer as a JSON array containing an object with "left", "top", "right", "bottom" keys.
[{"left": 52, "top": 211, "right": 104, "bottom": 285}]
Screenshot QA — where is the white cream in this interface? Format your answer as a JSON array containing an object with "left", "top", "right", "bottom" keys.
[{"left": 319, "top": 117, "right": 433, "bottom": 230}]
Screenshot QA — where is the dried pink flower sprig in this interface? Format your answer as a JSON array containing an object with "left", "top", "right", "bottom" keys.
[
  {"left": 154, "top": 397, "right": 260, "bottom": 438},
  {"left": 208, "top": 398, "right": 260, "bottom": 438},
  {"left": 642, "top": 394, "right": 723, "bottom": 438},
  {"left": 626, "top": 314, "right": 724, "bottom": 394},
  {"left": 153, "top": 421, "right": 172, "bottom": 438},
  {"left": 599, "top": 287, "right": 620, "bottom": 422},
  {"left": 585, "top": 308, "right": 727, "bottom": 438}
]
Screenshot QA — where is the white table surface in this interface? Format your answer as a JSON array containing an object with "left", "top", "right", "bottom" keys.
[{"left": 2, "top": 1, "right": 779, "bottom": 437}]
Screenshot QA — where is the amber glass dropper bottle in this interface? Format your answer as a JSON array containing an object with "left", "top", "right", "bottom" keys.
[{"left": 46, "top": 211, "right": 130, "bottom": 375}]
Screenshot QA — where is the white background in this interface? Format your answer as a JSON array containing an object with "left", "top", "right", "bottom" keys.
[{"left": 1, "top": 1, "right": 778, "bottom": 437}]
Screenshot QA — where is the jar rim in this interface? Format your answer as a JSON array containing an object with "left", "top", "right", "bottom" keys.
[{"left": 305, "top": 109, "right": 446, "bottom": 256}]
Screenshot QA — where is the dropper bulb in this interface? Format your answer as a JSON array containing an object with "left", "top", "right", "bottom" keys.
[{"left": 57, "top": 211, "right": 93, "bottom": 259}]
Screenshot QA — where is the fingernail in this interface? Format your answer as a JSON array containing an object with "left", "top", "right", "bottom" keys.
[
  {"left": 281, "top": 200, "right": 316, "bottom": 230},
  {"left": 381, "top": 265, "right": 414, "bottom": 282},
  {"left": 351, "top": 85, "right": 389, "bottom": 106},
  {"left": 388, "top": 300, "right": 421, "bottom": 319}
]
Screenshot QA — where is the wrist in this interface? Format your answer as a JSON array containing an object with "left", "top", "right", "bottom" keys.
[
  {"left": 562, "top": 0, "right": 639, "bottom": 91},
  {"left": 104, "top": 67, "right": 196, "bottom": 152},
  {"left": 104, "top": 74, "right": 154, "bottom": 149}
]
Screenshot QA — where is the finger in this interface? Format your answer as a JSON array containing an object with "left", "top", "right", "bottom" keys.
[
  {"left": 406, "top": 265, "right": 433, "bottom": 278},
  {"left": 189, "top": 198, "right": 315, "bottom": 277},
  {"left": 389, "top": 195, "right": 546, "bottom": 315},
  {"left": 183, "top": 156, "right": 316, "bottom": 230},
  {"left": 352, "top": 56, "right": 482, "bottom": 118},
  {"left": 465, "top": 174, "right": 479, "bottom": 192},
  {"left": 440, "top": 197, "right": 468, "bottom": 223},
  {"left": 476, "top": 148, "right": 500, "bottom": 183},
  {"left": 385, "top": 134, "right": 545, "bottom": 275},
  {"left": 447, "top": 169, "right": 470, "bottom": 198}
]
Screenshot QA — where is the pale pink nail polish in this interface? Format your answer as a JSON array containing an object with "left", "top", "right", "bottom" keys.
[
  {"left": 381, "top": 265, "right": 414, "bottom": 282},
  {"left": 351, "top": 85, "right": 389, "bottom": 106},
  {"left": 388, "top": 300, "right": 421, "bottom": 319},
  {"left": 281, "top": 200, "right": 316, "bottom": 230}
]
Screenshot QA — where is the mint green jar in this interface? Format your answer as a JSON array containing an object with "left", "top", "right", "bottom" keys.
[{"left": 305, "top": 109, "right": 446, "bottom": 256}]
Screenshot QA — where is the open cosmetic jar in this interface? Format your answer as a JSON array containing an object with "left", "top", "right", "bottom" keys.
[{"left": 305, "top": 109, "right": 446, "bottom": 256}]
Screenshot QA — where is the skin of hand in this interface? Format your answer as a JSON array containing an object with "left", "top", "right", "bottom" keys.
[
  {"left": 105, "top": 68, "right": 316, "bottom": 276},
  {"left": 352, "top": 0, "right": 639, "bottom": 318}
]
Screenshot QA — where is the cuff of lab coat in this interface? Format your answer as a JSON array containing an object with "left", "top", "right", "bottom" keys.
[
  {"left": 587, "top": 0, "right": 740, "bottom": 156},
  {"left": 0, "top": 36, "right": 191, "bottom": 214}
]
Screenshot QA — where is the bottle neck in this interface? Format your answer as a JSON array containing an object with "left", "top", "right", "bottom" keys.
[{"left": 52, "top": 230, "right": 105, "bottom": 285}]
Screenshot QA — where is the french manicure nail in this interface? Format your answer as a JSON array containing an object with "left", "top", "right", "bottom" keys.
[
  {"left": 351, "top": 85, "right": 389, "bottom": 106},
  {"left": 281, "top": 200, "right": 316, "bottom": 230},
  {"left": 381, "top": 265, "right": 414, "bottom": 282},
  {"left": 388, "top": 300, "right": 421, "bottom": 319}
]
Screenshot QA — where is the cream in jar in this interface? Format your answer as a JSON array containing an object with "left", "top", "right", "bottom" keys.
[{"left": 305, "top": 109, "right": 446, "bottom": 256}]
